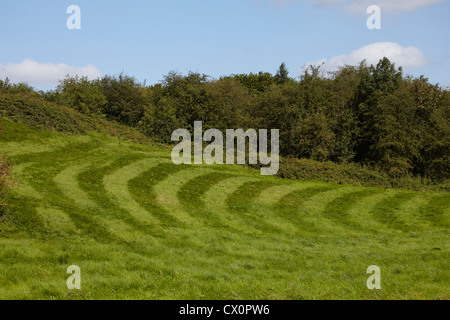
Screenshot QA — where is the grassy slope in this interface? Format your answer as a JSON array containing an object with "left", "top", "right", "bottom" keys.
[{"left": 0, "top": 118, "right": 449, "bottom": 300}]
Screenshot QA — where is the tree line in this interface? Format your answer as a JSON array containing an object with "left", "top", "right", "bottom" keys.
[{"left": 34, "top": 58, "right": 450, "bottom": 181}]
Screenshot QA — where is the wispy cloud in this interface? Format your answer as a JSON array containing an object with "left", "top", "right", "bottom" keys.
[
  {"left": 301, "top": 42, "right": 428, "bottom": 72},
  {"left": 311, "top": 0, "right": 448, "bottom": 13},
  {"left": 0, "top": 58, "right": 102, "bottom": 88},
  {"left": 261, "top": 0, "right": 448, "bottom": 12}
]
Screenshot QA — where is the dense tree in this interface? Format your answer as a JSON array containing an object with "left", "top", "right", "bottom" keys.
[
  {"left": 32, "top": 58, "right": 449, "bottom": 181},
  {"left": 354, "top": 58, "right": 403, "bottom": 163},
  {"left": 428, "top": 93, "right": 450, "bottom": 179},
  {"left": 100, "top": 73, "right": 147, "bottom": 126},
  {"left": 328, "top": 65, "right": 362, "bottom": 162},
  {"left": 159, "top": 71, "right": 212, "bottom": 132},
  {"left": 254, "top": 81, "right": 302, "bottom": 155},
  {"left": 205, "top": 77, "right": 252, "bottom": 130},
  {"left": 231, "top": 71, "right": 276, "bottom": 94},
  {"left": 275, "top": 62, "right": 289, "bottom": 84},
  {"left": 371, "top": 90, "right": 420, "bottom": 177},
  {"left": 57, "top": 75, "right": 107, "bottom": 115},
  {"left": 139, "top": 99, "right": 180, "bottom": 143}
]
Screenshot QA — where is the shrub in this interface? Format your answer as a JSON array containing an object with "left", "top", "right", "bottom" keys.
[
  {"left": 272, "top": 157, "right": 448, "bottom": 192},
  {"left": 0, "top": 91, "right": 87, "bottom": 134},
  {"left": 57, "top": 75, "right": 107, "bottom": 116},
  {"left": 100, "top": 73, "right": 147, "bottom": 127}
]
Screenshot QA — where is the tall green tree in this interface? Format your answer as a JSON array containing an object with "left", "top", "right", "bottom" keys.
[
  {"left": 354, "top": 58, "right": 403, "bottom": 163},
  {"left": 100, "top": 73, "right": 147, "bottom": 126},
  {"left": 160, "top": 71, "right": 211, "bottom": 132},
  {"left": 231, "top": 72, "right": 276, "bottom": 94},
  {"left": 371, "top": 90, "right": 420, "bottom": 177},
  {"left": 275, "top": 62, "right": 289, "bottom": 84},
  {"left": 57, "top": 75, "right": 107, "bottom": 115}
]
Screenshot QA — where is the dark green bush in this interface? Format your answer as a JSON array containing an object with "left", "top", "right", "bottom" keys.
[
  {"left": 57, "top": 75, "right": 107, "bottom": 116},
  {"left": 275, "top": 157, "right": 449, "bottom": 192},
  {"left": 0, "top": 92, "right": 87, "bottom": 134}
]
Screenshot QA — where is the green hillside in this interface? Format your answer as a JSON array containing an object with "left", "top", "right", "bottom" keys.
[{"left": 0, "top": 118, "right": 448, "bottom": 300}]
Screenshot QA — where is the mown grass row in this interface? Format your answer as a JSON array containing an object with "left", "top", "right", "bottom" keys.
[{"left": 0, "top": 119, "right": 448, "bottom": 299}]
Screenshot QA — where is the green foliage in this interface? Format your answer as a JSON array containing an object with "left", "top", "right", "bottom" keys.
[
  {"left": 139, "top": 100, "right": 180, "bottom": 143},
  {"left": 100, "top": 73, "right": 147, "bottom": 126},
  {"left": 251, "top": 81, "right": 302, "bottom": 154},
  {"left": 371, "top": 91, "right": 419, "bottom": 177},
  {"left": 275, "top": 157, "right": 448, "bottom": 192},
  {"left": 0, "top": 61, "right": 449, "bottom": 300},
  {"left": 275, "top": 62, "right": 289, "bottom": 84},
  {"left": 159, "top": 71, "right": 211, "bottom": 131},
  {"left": 0, "top": 92, "right": 156, "bottom": 147},
  {"left": 368, "top": 57, "right": 403, "bottom": 93},
  {"left": 0, "top": 120, "right": 448, "bottom": 299},
  {"left": 0, "top": 91, "right": 87, "bottom": 134},
  {"left": 57, "top": 75, "right": 107, "bottom": 116},
  {"left": 296, "top": 109, "right": 336, "bottom": 161},
  {"left": 1, "top": 77, "right": 35, "bottom": 95},
  {"left": 354, "top": 58, "right": 404, "bottom": 162},
  {"left": 205, "top": 77, "right": 252, "bottom": 130},
  {"left": 277, "top": 157, "right": 391, "bottom": 188},
  {"left": 423, "top": 90, "right": 450, "bottom": 179},
  {"left": 1, "top": 57, "right": 449, "bottom": 183},
  {"left": 328, "top": 65, "right": 362, "bottom": 163},
  {"left": 0, "top": 77, "right": 10, "bottom": 90},
  {"left": 231, "top": 71, "right": 276, "bottom": 94}
]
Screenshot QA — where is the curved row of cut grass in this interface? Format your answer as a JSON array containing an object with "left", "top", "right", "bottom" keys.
[{"left": 0, "top": 120, "right": 448, "bottom": 300}]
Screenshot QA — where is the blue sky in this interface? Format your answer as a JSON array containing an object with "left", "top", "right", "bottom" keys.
[{"left": 0, "top": 0, "right": 449, "bottom": 90}]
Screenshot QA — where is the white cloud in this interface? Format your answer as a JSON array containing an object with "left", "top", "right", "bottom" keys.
[
  {"left": 264, "top": 0, "right": 448, "bottom": 12},
  {"left": 311, "top": 0, "right": 448, "bottom": 13},
  {"left": 301, "top": 42, "right": 428, "bottom": 73},
  {"left": 0, "top": 58, "right": 102, "bottom": 88}
]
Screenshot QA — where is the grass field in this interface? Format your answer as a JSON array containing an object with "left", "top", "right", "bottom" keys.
[{"left": 0, "top": 118, "right": 449, "bottom": 300}]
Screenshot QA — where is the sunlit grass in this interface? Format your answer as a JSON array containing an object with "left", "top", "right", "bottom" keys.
[{"left": 0, "top": 118, "right": 449, "bottom": 300}]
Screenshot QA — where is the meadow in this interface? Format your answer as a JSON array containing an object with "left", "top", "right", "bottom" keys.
[{"left": 0, "top": 118, "right": 448, "bottom": 300}]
